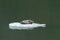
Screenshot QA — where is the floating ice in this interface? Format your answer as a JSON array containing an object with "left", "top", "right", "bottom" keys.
[{"left": 9, "top": 22, "right": 46, "bottom": 30}]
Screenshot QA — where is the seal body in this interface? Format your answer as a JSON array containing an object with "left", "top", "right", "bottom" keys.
[{"left": 20, "top": 20, "right": 34, "bottom": 24}]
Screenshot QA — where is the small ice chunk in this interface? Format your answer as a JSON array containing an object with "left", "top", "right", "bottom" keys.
[{"left": 9, "top": 22, "right": 46, "bottom": 30}]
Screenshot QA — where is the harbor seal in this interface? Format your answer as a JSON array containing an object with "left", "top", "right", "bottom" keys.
[{"left": 20, "top": 20, "right": 34, "bottom": 24}]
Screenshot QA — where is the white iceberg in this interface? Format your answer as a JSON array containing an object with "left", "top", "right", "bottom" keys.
[{"left": 9, "top": 22, "right": 46, "bottom": 30}]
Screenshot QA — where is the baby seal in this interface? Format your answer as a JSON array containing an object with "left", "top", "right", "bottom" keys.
[{"left": 20, "top": 20, "right": 34, "bottom": 24}]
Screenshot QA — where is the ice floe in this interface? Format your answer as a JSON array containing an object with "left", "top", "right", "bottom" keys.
[{"left": 9, "top": 22, "right": 46, "bottom": 30}]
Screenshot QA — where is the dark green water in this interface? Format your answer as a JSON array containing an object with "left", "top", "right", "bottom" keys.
[{"left": 0, "top": 0, "right": 60, "bottom": 40}]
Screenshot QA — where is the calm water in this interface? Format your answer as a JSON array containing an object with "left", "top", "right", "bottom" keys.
[{"left": 0, "top": 0, "right": 60, "bottom": 40}]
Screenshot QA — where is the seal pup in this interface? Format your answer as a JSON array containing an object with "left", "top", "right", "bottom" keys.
[{"left": 20, "top": 20, "right": 34, "bottom": 24}]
